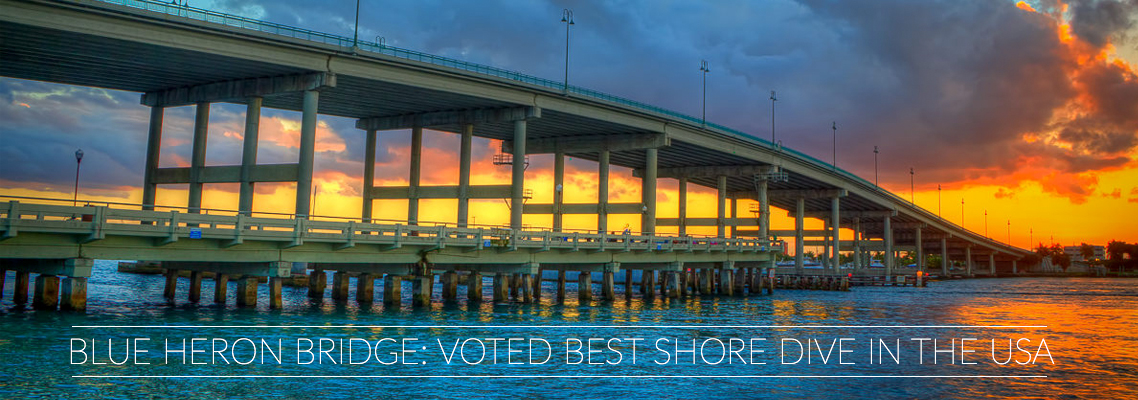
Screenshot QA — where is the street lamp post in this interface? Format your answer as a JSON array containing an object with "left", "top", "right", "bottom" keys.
[
  {"left": 73, "top": 149, "right": 84, "bottom": 206},
  {"left": 873, "top": 146, "right": 879, "bottom": 187},
  {"left": 769, "top": 90, "right": 777, "bottom": 146},
  {"left": 560, "top": 9, "right": 575, "bottom": 95},
  {"left": 700, "top": 60, "right": 709, "bottom": 126},
  {"left": 984, "top": 210, "right": 988, "bottom": 238},
  {"left": 938, "top": 184, "right": 942, "bottom": 217},
  {"left": 1007, "top": 220, "right": 1011, "bottom": 245},
  {"left": 831, "top": 121, "right": 837, "bottom": 171},
  {"left": 909, "top": 167, "right": 914, "bottom": 204},
  {"left": 352, "top": 0, "right": 360, "bottom": 49},
  {"left": 961, "top": 198, "right": 965, "bottom": 229}
]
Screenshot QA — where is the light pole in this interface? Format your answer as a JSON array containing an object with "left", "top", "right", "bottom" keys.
[
  {"left": 560, "top": 9, "right": 575, "bottom": 95},
  {"left": 769, "top": 90, "right": 777, "bottom": 146},
  {"left": 1007, "top": 220, "right": 1011, "bottom": 245},
  {"left": 873, "top": 146, "right": 879, "bottom": 187},
  {"left": 352, "top": 0, "right": 360, "bottom": 49},
  {"left": 937, "top": 184, "right": 942, "bottom": 217},
  {"left": 700, "top": 60, "right": 710, "bottom": 127},
  {"left": 960, "top": 198, "right": 965, "bottom": 229},
  {"left": 909, "top": 167, "right": 914, "bottom": 204},
  {"left": 984, "top": 210, "right": 988, "bottom": 238},
  {"left": 73, "top": 149, "right": 84, "bottom": 206},
  {"left": 831, "top": 121, "right": 837, "bottom": 171}
]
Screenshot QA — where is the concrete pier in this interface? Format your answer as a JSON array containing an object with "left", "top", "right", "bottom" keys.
[
  {"left": 412, "top": 275, "right": 432, "bottom": 307},
  {"left": 236, "top": 277, "right": 257, "bottom": 307},
  {"left": 383, "top": 275, "right": 402, "bottom": 306},
  {"left": 602, "top": 270, "right": 615, "bottom": 300},
  {"left": 331, "top": 271, "right": 350, "bottom": 301},
  {"left": 467, "top": 272, "right": 482, "bottom": 302},
  {"left": 13, "top": 271, "right": 29, "bottom": 305},
  {"left": 356, "top": 273, "right": 375, "bottom": 303},
  {"left": 32, "top": 275, "right": 60, "bottom": 310},
  {"left": 188, "top": 270, "right": 203, "bottom": 303},
  {"left": 493, "top": 273, "right": 508, "bottom": 302},
  {"left": 520, "top": 274, "right": 532, "bottom": 303},
  {"left": 162, "top": 269, "right": 177, "bottom": 302},
  {"left": 641, "top": 270, "right": 655, "bottom": 298},
  {"left": 60, "top": 277, "right": 87, "bottom": 311},
  {"left": 624, "top": 270, "right": 633, "bottom": 299},
  {"left": 214, "top": 273, "right": 228, "bottom": 304},
  {"left": 269, "top": 277, "right": 283, "bottom": 308},
  {"left": 307, "top": 271, "right": 326, "bottom": 299},
  {"left": 556, "top": 270, "right": 567, "bottom": 301},
  {"left": 441, "top": 271, "right": 458, "bottom": 302},
  {"left": 664, "top": 272, "right": 679, "bottom": 298},
  {"left": 578, "top": 271, "right": 593, "bottom": 302}
]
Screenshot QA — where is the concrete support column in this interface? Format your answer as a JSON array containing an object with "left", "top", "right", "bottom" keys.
[
  {"left": 357, "top": 273, "right": 375, "bottom": 303},
  {"left": 664, "top": 271, "right": 679, "bottom": 298},
  {"left": 884, "top": 215, "right": 894, "bottom": 277},
  {"left": 13, "top": 271, "right": 29, "bottom": 304},
  {"left": 362, "top": 129, "right": 377, "bottom": 222},
  {"left": 556, "top": 270, "right": 567, "bottom": 301},
  {"left": 510, "top": 120, "right": 527, "bottom": 230},
  {"left": 32, "top": 275, "right": 60, "bottom": 310},
  {"left": 822, "top": 218, "right": 831, "bottom": 270},
  {"left": 678, "top": 177, "right": 688, "bottom": 236},
  {"left": 915, "top": 227, "right": 924, "bottom": 272},
  {"left": 384, "top": 275, "right": 402, "bottom": 306},
  {"left": 716, "top": 175, "right": 727, "bottom": 237},
  {"left": 719, "top": 267, "right": 734, "bottom": 296},
  {"left": 467, "top": 272, "right": 483, "bottom": 302},
  {"left": 236, "top": 277, "right": 257, "bottom": 307},
  {"left": 307, "top": 270, "right": 326, "bottom": 299},
  {"left": 238, "top": 97, "right": 262, "bottom": 215},
  {"left": 965, "top": 246, "right": 973, "bottom": 276},
  {"left": 213, "top": 273, "right": 228, "bottom": 304},
  {"left": 510, "top": 274, "right": 521, "bottom": 300},
  {"left": 441, "top": 271, "right": 458, "bottom": 302},
  {"left": 520, "top": 274, "right": 533, "bottom": 303},
  {"left": 941, "top": 238, "right": 949, "bottom": 275},
  {"left": 989, "top": 253, "right": 996, "bottom": 276},
  {"left": 598, "top": 150, "right": 610, "bottom": 233},
  {"left": 679, "top": 268, "right": 689, "bottom": 296},
  {"left": 624, "top": 270, "right": 633, "bottom": 299},
  {"left": 296, "top": 90, "right": 319, "bottom": 219},
  {"left": 853, "top": 218, "right": 862, "bottom": 268},
  {"left": 188, "top": 102, "right": 209, "bottom": 214},
  {"left": 493, "top": 273, "right": 509, "bottom": 302},
  {"left": 188, "top": 271, "right": 203, "bottom": 303},
  {"left": 0, "top": 270, "right": 5, "bottom": 298},
  {"left": 642, "top": 148, "right": 658, "bottom": 235},
  {"left": 1012, "top": 259, "right": 1018, "bottom": 274},
  {"left": 412, "top": 275, "right": 432, "bottom": 307},
  {"left": 758, "top": 179, "right": 770, "bottom": 240},
  {"left": 331, "top": 271, "right": 350, "bottom": 301},
  {"left": 578, "top": 271, "right": 593, "bottom": 302},
  {"left": 533, "top": 269, "right": 543, "bottom": 300},
  {"left": 60, "top": 277, "right": 87, "bottom": 311},
  {"left": 641, "top": 270, "right": 655, "bottom": 298},
  {"left": 730, "top": 198, "right": 738, "bottom": 238},
  {"left": 795, "top": 197, "right": 805, "bottom": 275},
  {"left": 733, "top": 268, "right": 746, "bottom": 295},
  {"left": 700, "top": 269, "right": 712, "bottom": 294},
  {"left": 142, "top": 106, "right": 164, "bottom": 211},
  {"left": 163, "top": 269, "right": 178, "bottom": 302},
  {"left": 457, "top": 124, "right": 473, "bottom": 227},
  {"left": 408, "top": 126, "right": 423, "bottom": 225},
  {"left": 602, "top": 269, "right": 616, "bottom": 301},
  {"left": 831, "top": 196, "right": 840, "bottom": 273},
  {"left": 269, "top": 277, "right": 283, "bottom": 309},
  {"left": 553, "top": 152, "right": 565, "bottom": 232}
]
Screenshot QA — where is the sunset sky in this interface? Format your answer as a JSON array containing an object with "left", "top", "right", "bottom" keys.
[{"left": 2, "top": 0, "right": 1137, "bottom": 250}]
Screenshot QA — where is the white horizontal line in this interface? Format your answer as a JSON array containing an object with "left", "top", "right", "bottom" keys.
[
  {"left": 71, "top": 325, "right": 1049, "bottom": 329},
  {"left": 72, "top": 375, "right": 1048, "bottom": 379}
]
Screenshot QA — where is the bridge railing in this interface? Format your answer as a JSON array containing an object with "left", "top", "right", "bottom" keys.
[{"left": 1, "top": 200, "right": 781, "bottom": 255}]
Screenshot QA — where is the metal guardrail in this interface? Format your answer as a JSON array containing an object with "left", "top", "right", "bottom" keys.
[
  {"left": 0, "top": 201, "right": 781, "bottom": 255},
  {"left": 71, "top": 0, "right": 1023, "bottom": 254}
]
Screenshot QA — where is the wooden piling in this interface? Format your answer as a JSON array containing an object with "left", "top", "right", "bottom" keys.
[
  {"left": 60, "top": 277, "right": 87, "bottom": 311},
  {"left": 467, "top": 272, "right": 483, "bottom": 302},
  {"left": 162, "top": 269, "right": 177, "bottom": 302},
  {"left": 32, "top": 275, "right": 60, "bottom": 310},
  {"left": 441, "top": 271, "right": 458, "bottom": 302},
  {"left": 11, "top": 271, "right": 29, "bottom": 305},
  {"left": 269, "top": 277, "right": 283, "bottom": 308},
  {"left": 236, "top": 277, "right": 257, "bottom": 307},
  {"left": 383, "top": 275, "right": 402, "bottom": 306},
  {"left": 213, "top": 273, "right": 229, "bottom": 304},
  {"left": 357, "top": 273, "right": 375, "bottom": 303},
  {"left": 578, "top": 271, "right": 592, "bottom": 302},
  {"left": 188, "top": 270, "right": 203, "bottom": 303},
  {"left": 307, "top": 270, "right": 326, "bottom": 299}
]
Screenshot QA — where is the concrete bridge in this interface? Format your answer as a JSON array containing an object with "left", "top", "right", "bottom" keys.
[{"left": 0, "top": 0, "right": 1030, "bottom": 310}]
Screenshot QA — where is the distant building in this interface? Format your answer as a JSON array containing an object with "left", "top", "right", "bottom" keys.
[{"left": 1064, "top": 245, "right": 1105, "bottom": 262}]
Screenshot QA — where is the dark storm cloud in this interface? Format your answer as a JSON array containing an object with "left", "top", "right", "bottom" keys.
[{"left": 1069, "top": 0, "right": 1138, "bottom": 47}]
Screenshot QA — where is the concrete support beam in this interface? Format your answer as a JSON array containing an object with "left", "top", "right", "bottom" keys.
[
  {"left": 598, "top": 150, "right": 610, "bottom": 233},
  {"left": 441, "top": 271, "right": 458, "bottom": 302},
  {"left": 408, "top": 126, "right": 423, "bottom": 225},
  {"left": 142, "top": 72, "right": 335, "bottom": 107},
  {"left": 466, "top": 272, "right": 483, "bottom": 302},
  {"left": 510, "top": 120, "right": 526, "bottom": 230},
  {"left": 187, "top": 102, "right": 209, "bottom": 214},
  {"left": 142, "top": 106, "right": 163, "bottom": 211},
  {"left": 457, "top": 124, "right": 473, "bottom": 227},
  {"left": 371, "top": 185, "right": 512, "bottom": 200},
  {"left": 412, "top": 275, "right": 432, "bottom": 307},
  {"left": 553, "top": 152, "right": 565, "bottom": 232},
  {"left": 331, "top": 271, "right": 350, "bottom": 301},
  {"left": 236, "top": 277, "right": 257, "bottom": 307},
  {"left": 512, "top": 133, "right": 668, "bottom": 154},
  {"left": 362, "top": 129, "right": 377, "bottom": 222},
  {"left": 644, "top": 164, "right": 777, "bottom": 179},
  {"left": 578, "top": 271, "right": 593, "bottom": 302},
  {"left": 357, "top": 106, "right": 538, "bottom": 131},
  {"left": 357, "top": 273, "right": 375, "bottom": 303},
  {"left": 766, "top": 189, "right": 849, "bottom": 200},
  {"left": 307, "top": 271, "right": 326, "bottom": 299},
  {"left": 295, "top": 90, "right": 319, "bottom": 219},
  {"left": 60, "top": 277, "right": 87, "bottom": 311},
  {"left": 384, "top": 275, "right": 402, "bottom": 306},
  {"left": 678, "top": 177, "right": 688, "bottom": 236},
  {"left": 32, "top": 275, "right": 60, "bottom": 310},
  {"left": 214, "top": 274, "right": 229, "bottom": 304},
  {"left": 269, "top": 277, "right": 283, "bottom": 309},
  {"left": 795, "top": 197, "right": 805, "bottom": 275},
  {"left": 238, "top": 97, "right": 261, "bottom": 215},
  {"left": 717, "top": 175, "right": 727, "bottom": 238},
  {"left": 798, "top": 210, "right": 898, "bottom": 220},
  {"left": 642, "top": 148, "right": 658, "bottom": 235},
  {"left": 188, "top": 270, "right": 203, "bottom": 303}
]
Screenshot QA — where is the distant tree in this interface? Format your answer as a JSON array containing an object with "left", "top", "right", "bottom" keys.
[
  {"left": 1035, "top": 243, "right": 1053, "bottom": 257},
  {"left": 1020, "top": 253, "right": 1042, "bottom": 268},
  {"left": 1052, "top": 251, "right": 1071, "bottom": 270},
  {"left": 1079, "top": 243, "right": 1095, "bottom": 261}
]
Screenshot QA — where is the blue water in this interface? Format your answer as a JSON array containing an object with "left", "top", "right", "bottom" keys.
[{"left": 1, "top": 260, "right": 1135, "bottom": 399}]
